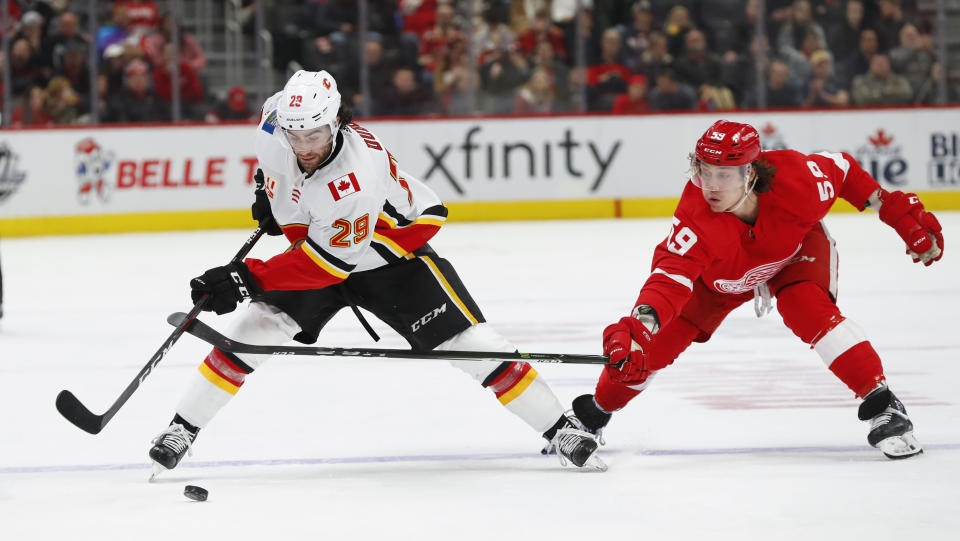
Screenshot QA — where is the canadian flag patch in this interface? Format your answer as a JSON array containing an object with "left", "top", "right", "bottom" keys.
[{"left": 328, "top": 173, "right": 361, "bottom": 201}]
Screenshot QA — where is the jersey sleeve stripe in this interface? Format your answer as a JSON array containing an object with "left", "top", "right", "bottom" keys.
[
  {"left": 382, "top": 201, "right": 413, "bottom": 226},
  {"left": 372, "top": 232, "right": 410, "bottom": 257},
  {"left": 419, "top": 255, "right": 480, "bottom": 325},
  {"left": 651, "top": 268, "right": 694, "bottom": 290},
  {"left": 412, "top": 217, "right": 446, "bottom": 227},
  {"left": 302, "top": 241, "right": 355, "bottom": 278},
  {"left": 377, "top": 213, "right": 399, "bottom": 229},
  {"left": 421, "top": 204, "right": 448, "bottom": 219},
  {"left": 815, "top": 151, "right": 850, "bottom": 179},
  {"left": 370, "top": 241, "right": 403, "bottom": 262}
]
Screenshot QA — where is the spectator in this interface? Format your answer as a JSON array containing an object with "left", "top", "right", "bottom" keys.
[
  {"left": 9, "top": 38, "right": 45, "bottom": 99},
  {"left": 142, "top": 12, "right": 207, "bottom": 72},
  {"left": 480, "top": 45, "right": 530, "bottom": 114},
  {"left": 742, "top": 59, "right": 803, "bottom": 108},
  {"left": 13, "top": 11, "right": 47, "bottom": 74},
  {"left": 271, "top": 1, "right": 329, "bottom": 73},
  {"left": 648, "top": 68, "right": 696, "bottom": 111},
  {"left": 635, "top": 31, "right": 673, "bottom": 91},
  {"left": 840, "top": 28, "right": 880, "bottom": 90},
  {"left": 104, "top": 59, "right": 167, "bottom": 123},
  {"left": 765, "top": 0, "right": 798, "bottom": 40},
  {"left": 419, "top": 1, "right": 466, "bottom": 73},
  {"left": 531, "top": 40, "right": 570, "bottom": 105},
  {"left": 475, "top": 4, "right": 519, "bottom": 63},
  {"left": 379, "top": 67, "right": 437, "bottom": 116},
  {"left": 398, "top": 0, "right": 437, "bottom": 39},
  {"left": 96, "top": 4, "right": 133, "bottom": 60},
  {"left": 101, "top": 43, "right": 129, "bottom": 97},
  {"left": 585, "top": 28, "right": 631, "bottom": 111},
  {"left": 552, "top": 0, "right": 595, "bottom": 27},
  {"left": 875, "top": 0, "right": 906, "bottom": 52},
  {"left": 913, "top": 62, "right": 960, "bottom": 105},
  {"left": 673, "top": 28, "right": 725, "bottom": 89},
  {"left": 562, "top": 8, "right": 601, "bottom": 65},
  {"left": 152, "top": 43, "right": 205, "bottom": 117},
  {"left": 648, "top": 0, "right": 699, "bottom": 28},
  {"left": 301, "top": 35, "right": 344, "bottom": 82},
  {"left": 699, "top": 0, "right": 745, "bottom": 54},
  {"left": 54, "top": 40, "right": 91, "bottom": 106},
  {"left": 345, "top": 39, "right": 395, "bottom": 113},
  {"left": 825, "top": 0, "right": 868, "bottom": 63},
  {"left": 619, "top": 0, "right": 654, "bottom": 70},
  {"left": 114, "top": 0, "right": 160, "bottom": 38},
  {"left": 852, "top": 53, "right": 912, "bottom": 105},
  {"left": 44, "top": 12, "right": 87, "bottom": 76},
  {"left": 664, "top": 4, "right": 694, "bottom": 57},
  {"left": 517, "top": 9, "right": 567, "bottom": 61},
  {"left": 433, "top": 31, "right": 476, "bottom": 115},
  {"left": 509, "top": 0, "right": 552, "bottom": 33},
  {"left": 514, "top": 66, "right": 555, "bottom": 114},
  {"left": 776, "top": 0, "right": 826, "bottom": 53},
  {"left": 779, "top": 28, "right": 821, "bottom": 89},
  {"left": 205, "top": 86, "right": 257, "bottom": 123},
  {"left": 723, "top": 32, "right": 772, "bottom": 105},
  {"left": 724, "top": 0, "right": 767, "bottom": 61},
  {"left": 16, "top": 3, "right": 56, "bottom": 38},
  {"left": 802, "top": 49, "right": 850, "bottom": 107},
  {"left": 11, "top": 85, "right": 52, "bottom": 126},
  {"left": 889, "top": 23, "right": 934, "bottom": 98},
  {"left": 43, "top": 76, "right": 80, "bottom": 125},
  {"left": 697, "top": 84, "right": 737, "bottom": 111},
  {"left": 611, "top": 74, "right": 650, "bottom": 113}
]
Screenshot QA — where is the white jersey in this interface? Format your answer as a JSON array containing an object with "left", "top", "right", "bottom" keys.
[{"left": 247, "top": 93, "right": 448, "bottom": 291}]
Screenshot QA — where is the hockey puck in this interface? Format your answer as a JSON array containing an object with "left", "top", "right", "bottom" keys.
[{"left": 184, "top": 485, "right": 208, "bottom": 502}]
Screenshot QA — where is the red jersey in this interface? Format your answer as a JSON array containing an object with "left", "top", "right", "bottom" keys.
[{"left": 635, "top": 150, "right": 881, "bottom": 327}]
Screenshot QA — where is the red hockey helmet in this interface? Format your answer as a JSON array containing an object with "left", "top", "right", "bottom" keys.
[{"left": 694, "top": 120, "right": 761, "bottom": 166}]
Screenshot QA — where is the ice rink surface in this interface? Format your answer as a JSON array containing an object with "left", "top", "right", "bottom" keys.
[{"left": 1, "top": 214, "right": 959, "bottom": 540}]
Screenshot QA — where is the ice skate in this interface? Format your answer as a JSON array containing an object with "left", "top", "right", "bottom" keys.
[
  {"left": 571, "top": 394, "right": 612, "bottom": 445},
  {"left": 858, "top": 385, "right": 922, "bottom": 459},
  {"left": 148, "top": 418, "right": 198, "bottom": 480},
  {"left": 542, "top": 415, "right": 606, "bottom": 471}
]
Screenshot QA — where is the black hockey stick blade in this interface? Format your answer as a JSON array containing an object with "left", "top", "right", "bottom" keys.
[
  {"left": 55, "top": 226, "right": 268, "bottom": 435},
  {"left": 169, "top": 312, "right": 609, "bottom": 365},
  {"left": 55, "top": 390, "right": 107, "bottom": 435}
]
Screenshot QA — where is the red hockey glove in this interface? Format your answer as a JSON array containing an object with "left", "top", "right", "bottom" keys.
[
  {"left": 602, "top": 306, "right": 659, "bottom": 383},
  {"left": 878, "top": 191, "right": 944, "bottom": 266}
]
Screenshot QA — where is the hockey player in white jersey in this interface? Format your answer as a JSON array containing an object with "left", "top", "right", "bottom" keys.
[{"left": 148, "top": 70, "right": 603, "bottom": 473}]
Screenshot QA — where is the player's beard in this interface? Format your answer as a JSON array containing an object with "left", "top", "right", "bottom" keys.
[{"left": 297, "top": 143, "right": 333, "bottom": 175}]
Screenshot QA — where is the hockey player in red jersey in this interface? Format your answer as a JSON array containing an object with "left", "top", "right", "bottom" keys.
[
  {"left": 148, "top": 70, "right": 603, "bottom": 476},
  {"left": 571, "top": 120, "right": 943, "bottom": 459}
]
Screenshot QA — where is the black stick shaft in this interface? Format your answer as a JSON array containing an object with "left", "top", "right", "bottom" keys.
[
  {"left": 55, "top": 227, "right": 268, "bottom": 434},
  {"left": 170, "top": 312, "right": 609, "bottom": 365}
]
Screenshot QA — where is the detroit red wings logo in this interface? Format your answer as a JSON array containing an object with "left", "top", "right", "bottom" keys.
[{"left": 713, "top": 245, "right": 801, "bottom": 294}]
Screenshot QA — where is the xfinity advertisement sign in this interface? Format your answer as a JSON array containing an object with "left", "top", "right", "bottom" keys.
[
  {"left": 369, "top": 116, "right": 640, "bottom": 200},
  {"left": 420, "top": 125, "right": 622, "bottom": 195}
]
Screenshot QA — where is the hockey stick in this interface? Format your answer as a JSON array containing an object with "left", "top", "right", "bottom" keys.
[
  {"left": 168, "top": 312, "right": 610, "bottom": 365},
  {"left": 55, "top": 226, "right": 269, "bottom": 434}
]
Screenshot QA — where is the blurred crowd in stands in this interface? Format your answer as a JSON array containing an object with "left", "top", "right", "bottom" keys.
[{"left": 2, "top": 0, "right": 958, "bottom": 127}]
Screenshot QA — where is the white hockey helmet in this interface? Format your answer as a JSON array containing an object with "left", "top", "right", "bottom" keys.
[{"left": 276, "top": 70, "right": 341, "bottom": 133}]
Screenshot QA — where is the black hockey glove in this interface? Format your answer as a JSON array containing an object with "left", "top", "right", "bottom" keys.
[
  {"left": 252, "top": 168, "right": 283, "bottom": 236},
  {"left": 190, "top": 261, "right": 263, "bottom": 315}
]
